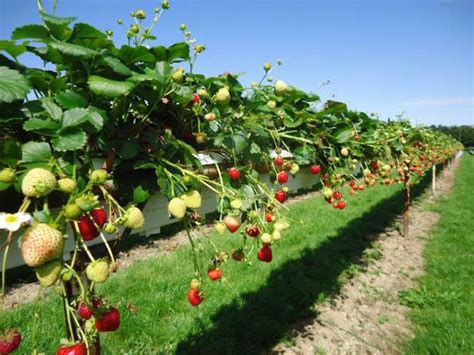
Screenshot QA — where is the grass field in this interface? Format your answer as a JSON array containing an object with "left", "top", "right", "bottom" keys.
[
  {"left": 0, "top": 164, "right": 446, "bottom": 354},
  {"left": 404, "top": 155, "right": 474, "bottom": 354}
]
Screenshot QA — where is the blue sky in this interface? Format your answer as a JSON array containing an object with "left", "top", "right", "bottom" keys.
[{"left": 1, "top": 0, "right": 472, "bottom": 126}]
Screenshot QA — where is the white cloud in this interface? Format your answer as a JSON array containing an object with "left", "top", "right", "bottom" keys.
[{"left": 403, "top": 97, "right": 474, "bottom": 107}]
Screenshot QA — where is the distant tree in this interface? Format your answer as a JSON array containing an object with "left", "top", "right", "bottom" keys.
[{"left": 430, "top": 125, "right": 474, "bottom": 148}]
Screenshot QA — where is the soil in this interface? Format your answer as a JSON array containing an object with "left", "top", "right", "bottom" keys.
[{"left": 271, "top": 159, "right": 461, "bottom": 355}]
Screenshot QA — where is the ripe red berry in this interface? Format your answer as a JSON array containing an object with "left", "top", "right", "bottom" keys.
[
  {"left": 275, "top": 191, "right": 288, "bottom": 203},
  {"left": 188, "top": 288, "right": 204, "bottom": 306},
  {"left": 337, "top": 201, "right": 347, "bottom": 210},
  {"left": 0, "top": 329, "right": 21, "bottom": 354},
  {"left": 91, "top": 208, "right": 108, "bottom": 228},
  {"left": 274, "top": 156, "right": 285, "bottom": 166},
  {"left": 265, "top": 213, "right": 274, "bottom": 223},
  {"left": 277, "top": 171, "right": 289, "bottom": 184},
  {"left": 349, "top": 180, "right": 356, "bottom": 187},
  {"left": 232, "top": 249, "right": 245, "bottom": 261},
  {"left": 257, "top": 245, "right": 273, "bottom": 262},
  {"left": 96, "top": 307, "right": 120, "bottom": 332},
  {"left": 78, "top": 303, "right": 94, "bottom": 320},
  {"left": 246, "top": 225, "right": 261, "bottom": 237},
  {"left": 208, "top": 268, "right": 222, "bottom": 281},
  {"left": 322, "top": 173, "right": 330, "bottom": 180},
  {"left": 193, "top": 93, "right": 201, "bottom": 104},
  {"left": 229, "top": 167, "right": 241, "bottom": 180},
  {"left": 371, "top": 161, "right": 379, "bottom": 170},
  {"left": 333, "top": 191, "right": 342, "bottom": 200},
  {"left": 57, "top": 343, "right": 87, "bottom": 355},
  {"left": 78, "top": 215, "right": 99, "bottom": 241},
  {"left": 310, "top": 165, "right": 321, "bottom": 175}
]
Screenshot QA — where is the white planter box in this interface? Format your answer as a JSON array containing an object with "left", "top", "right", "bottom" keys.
[{"left": 1, "top": 167, "right": 320, "bottom": 270}]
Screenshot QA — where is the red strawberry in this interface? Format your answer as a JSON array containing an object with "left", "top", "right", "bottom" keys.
[
  {"left": 333, "top": 191, "right": 342, "bottom": 200},
  {"left": 96, "top": 307, "right": 120, "bottom": 332},
  {"left": 258, "top": 245, "right": 273, "bottom": 262},
  {"left": 265, "top": 213, "right": 274, "bottom": 223},
  {"left": 322, "top": 173, "right": 330, "bottom": 180},
  {"left": 246, "top": 225, "right": 261, "bottom": 237},
  {"left": 337, "top": 201, "right": 347, "bottom": 210},
  {"left": 78, "top": 216, "right": 99, "bottom": 241},
  {"left": 371, "top": 161, "right": 379, "bottom": 170},
  {"left": 310, "top": 165, "right": 321, "bottom": 175},
  {"left": 358, "top": 185, "right": 365, "bottom": 191},
  {"left": 193, "top": 93, "right": 201, "bottom": 104},
  {"left": 277, "top": 171, "right": 289, "bottom": 184},
  {"left": 91, "top": 208, "right": 108, "bottom": 228},
  {"left": 349, "top": 180, "right": 356, "bottom": 187},
  {"left": 0, "top": 329, "right": 21, "bottom": 354},
  {"left": 208, "top": 268, "right": 222, "bottom": 281},
  {"left": 57, "top": 343, "right": 87, "bottom": 355},
  {"left": 275, "top": 191, "right": 288, "bottom": 203},
  {"left": 78, "top": 303, "right": 94, "bottom": 320},
  {"left": 224, "top": 215, "right": 241, "bottom": 233},
  {"left": 232, "top": 249, "right": 245, "bottom": 261},
  {"left": 333, "top": 202, "right": 339, "bottom": 209},
  {"left": 229, "top": 167, "right": 241, "bottom": 180},
  {"left": 274, "top": 156, "right": 285, "bottom": 166},
  {"left": 188, "top": 288, "right": 204, "bottom": 306},
  {"left": 91, "top": 296, "right": 104, "bottom": 309}
]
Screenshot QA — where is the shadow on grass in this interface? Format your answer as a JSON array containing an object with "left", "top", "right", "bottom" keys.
[{"left": 176, "top": 174, "right": 433, "bottom": 354}]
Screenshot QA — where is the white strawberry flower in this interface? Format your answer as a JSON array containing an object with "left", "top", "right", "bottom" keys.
[{"left": 0, "top": 212, "right": 32, "bottom": 232}]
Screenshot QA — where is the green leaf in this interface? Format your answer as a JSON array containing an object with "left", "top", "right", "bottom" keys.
[
  {"left": 325, "top": 100, "right": 348, "bottom": 113},
  {"left": 22, "top": 141, "right": 52, "bottom": 162},
  {"left": 223, "top": 133, "right": 249, "bottom": 155},
  {"left": 23, "top": 118, "right": 60, "bottom": 132},
  {"left": 0, "top": 138, "right": 22, "bottom": 166},
  {"left": 49, "top": 42, "right": 97, "bottom": 58},
  {"left": 116, "top": 45, "right": 156, "bottom": 65},
  {"left": 0, "top": 66, "right": 31, "bottom": 103},
  {"left": 40, "top": 10, "right": 76, "bottom": 41},
  {"left": 334, "top": 127, "right": 353, "bottom": 144},
  {"left": 86, "top": 111, "right": 104, "bottom": 132},
  {"left": 0, "top": 40, "right": 26, "bottom": 58},
  {"left": 41, "top": 97, "right": 63, "bottom": 121},
  {"left": 167, "top": 42, "right": 190, "bottom": 62},
  {"left": 70, "top": 23, "right": 111, "bottom": 50},
  {"left": 55, "top": 90, "right": 87, "bottom": 109},
  {"left": 61, "top": 108, "right": 89, "bottom": 129},
  {"left": 102, "top": 56, "right": 132, "bottom": 76},
  {"left": 88, "top": 75, "right": 135, "bottom": 97},
  {"left": 119, "top": 141, "right": 140, "bottom": 159},
  {"left": 133, "top": 185, "right": 151, "bottom": 204},
  {"left": 293, "top": 145, "right": 315, "bottom": 165},
  {"left": 52, "top": 130, "right": 87, "bottom": 151},
  {"left": 11, "top": 25, "right": 50, "bottom": 42}
]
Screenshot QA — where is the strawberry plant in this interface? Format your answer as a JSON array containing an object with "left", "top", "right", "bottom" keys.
[{"left": 0, "top": 0, "right": 462, "bottom": 353}]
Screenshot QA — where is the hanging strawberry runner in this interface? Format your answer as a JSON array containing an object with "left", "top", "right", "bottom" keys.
[{"left": 0, "top": 0, "right": 462, "bottom": 353}]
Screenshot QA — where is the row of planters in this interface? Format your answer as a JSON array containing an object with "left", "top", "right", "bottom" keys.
[{"left": 0, "top": 2, "right": 462, "bottom": 354}]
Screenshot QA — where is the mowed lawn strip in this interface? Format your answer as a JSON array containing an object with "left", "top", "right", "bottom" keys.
[
  {"left": 1, "top": 181, "right": 406, "bottom": 353},
  {"left": 406, "top": 155, "right": 474, "bottom": 354}
]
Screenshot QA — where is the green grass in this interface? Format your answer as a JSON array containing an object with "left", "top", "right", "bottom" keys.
[
  {"left": 0, "top": 173, "right": 433, "bottom": 354},
  {"left": 405, "top": 155, "right": 474, "bottom": 354}
]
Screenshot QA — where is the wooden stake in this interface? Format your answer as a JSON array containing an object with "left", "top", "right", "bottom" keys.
[{"left": 432, "top": 164, "right": 436, "bottom": 194}]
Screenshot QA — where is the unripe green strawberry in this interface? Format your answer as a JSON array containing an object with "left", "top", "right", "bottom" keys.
[
  {"left": 290, "top": 163, "right": 300, "bottom": 175},
  {"left": 135, "top": 9, "right": 146, "bottom": 19},
  {"left": 22, "top": 168, "right": 57, "bottom": 197},
  {"left": 215, "top": 222, "right": 226, "bottom": 235},
  {"left": 261, "top": 233, "right": 272, "bottom": 244},
  {"left": 204, "top": 112, "right": 217, "bottom": 121},
  {"left": 271, "top": 230, "right": 282, "bottom": 241},
  {"left": 267, "top": 100, "right": 276, "bottom": 109},
  {"left": 168, "top": 197, "right": 187, "bottom": 219},
  {"left": 340, "top": 147, "right": 349, "bottom": 157},
  {"left": 181, "top": 190, "right": 202, "bottom": 209},
  {"left": 86, "top": 259, "right": 110, "bottom": 283},
  {"left": 230, "top": 199, "right": 243, "bottom": 210},
  {"left": 36, "top": 259, "right": 63, "bottom": 287},
  {"left": 322, "top": 188, "right": 333, "bottom": 200},
  {"left": 172, "top": 68, "right": 185, "bottom": 82},
  {"left": 264, "top": 62, "right": 272, "bottom": 71},
  {"left": 57, "top": 178, "right": 77, "bottom": 193},
  {"left": 0, "top": 168, "right": 16, "bottom": 183},
  {"left": 197, "top": 88, "right": 208, "bottom": 98},
  {"left": 64, "top": 203, "right": 83, "bottom": 220},
  {"left": 90, "top": 169, "right": 108, "bottom": 185},
  {"left": 274, "top": 220, "right": 290, "bottom": 232},
  {"left": 21, "top": 224, "right": 64, "bottom": 267},
  {"left": 123, "top": 206, "right": 145, "bottom": 229},
  {"left": 104, "top": 223, "right": 118, "bottom": 234},
  {"left": 215, "top": 87, "right": 231, "bottom": 105},
  {"left": 274, "top": 80, "right": 288, "bottom": 95}
]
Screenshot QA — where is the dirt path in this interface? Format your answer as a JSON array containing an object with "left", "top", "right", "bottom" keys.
[{"left": 271, "top": 159, "right": 461, "bottom": 355}]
